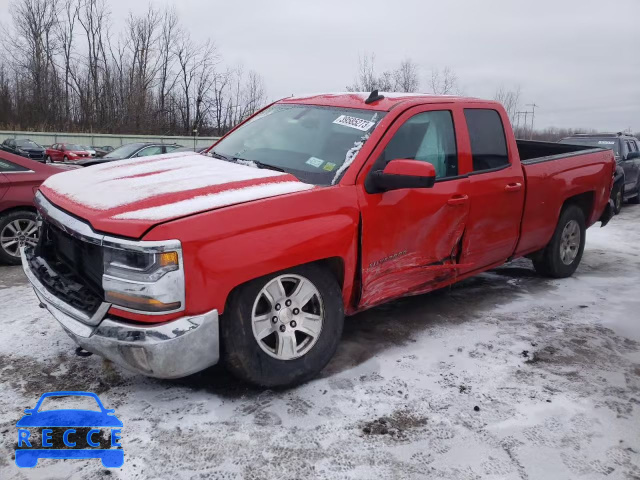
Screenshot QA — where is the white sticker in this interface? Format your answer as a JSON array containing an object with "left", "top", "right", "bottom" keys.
[
  {"left": 598, "top": 141, "right": 615, "bottom": 145},
  {"left": 306, "top": 157, "right": 324, "bottom": 168},
  {"left": 333, "top": 115, "right": 376, "bottom": 132}
]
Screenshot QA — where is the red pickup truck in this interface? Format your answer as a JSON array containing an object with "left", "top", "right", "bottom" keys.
[{"left": 22, "top": 92, "right": 615, "bottom": 387}]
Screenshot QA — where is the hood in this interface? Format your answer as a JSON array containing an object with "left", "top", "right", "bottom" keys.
[{"left": 40, "top": 152, "right": 315, "bottom": 238}]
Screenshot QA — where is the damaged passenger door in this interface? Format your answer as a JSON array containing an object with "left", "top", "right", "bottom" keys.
[{"left": 357, "top": 105, "right": 470, "bottom": 309}]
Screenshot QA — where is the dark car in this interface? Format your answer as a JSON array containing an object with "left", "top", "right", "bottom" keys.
[
  {"left": 75, "top": 142, "right": 183, "bottom": 167},
  {"left": 1, "top": 139, "right": 46, "bottom": 162},
  {"left": 171, "top": 146, "right": 210, "bottom": 154},
  {"left": 92, "top": 145, "right": 114, "bottom": 157},
  {"left": 0, "top": 151, "right": 68, "bottom": 264},
  {"left": 559, "top": 133, "right": 640, "bottom": 212}
]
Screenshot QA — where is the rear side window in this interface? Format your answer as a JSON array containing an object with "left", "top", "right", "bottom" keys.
[
  {"left": 0, "top": 159, "right": 29, "bottom": 172},
  {"left": 464, "top": 109, "right": 509, "bottom": 171}
]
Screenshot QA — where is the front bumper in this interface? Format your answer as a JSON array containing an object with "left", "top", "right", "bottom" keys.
[{"left": 21, "top": 248, "right": 219, "bottom": 379}]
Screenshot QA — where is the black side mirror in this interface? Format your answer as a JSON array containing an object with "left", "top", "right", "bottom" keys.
[
  {"left": 626, "top": 151, "right": 640, "bottom": 160},
  {"left": 367, "top": 159, "right": 436, "bottom": 193}
]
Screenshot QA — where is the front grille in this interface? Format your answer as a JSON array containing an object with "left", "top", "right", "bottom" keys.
[{"left": 32, "top": 219, "right": 105, "bottom": 315}]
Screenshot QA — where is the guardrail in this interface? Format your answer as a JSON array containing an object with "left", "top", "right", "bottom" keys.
[{"left": 0, "top": 130, "right": 220, "bottom": 148}]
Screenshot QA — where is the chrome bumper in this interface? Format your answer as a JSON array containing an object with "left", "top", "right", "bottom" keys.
[{"left": 21, "top": 248, "right": 220, "bottom": 379}]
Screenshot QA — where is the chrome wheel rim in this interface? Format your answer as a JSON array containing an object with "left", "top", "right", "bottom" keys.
[
  {"left": 0, "top": 218, "right": 38, "bottom": 258},
  {"left": 251, "top": 274, "right": 324, "bottom": 360},
  {"left": 560, "top": 219, "right": 580, "bottom": 265}
]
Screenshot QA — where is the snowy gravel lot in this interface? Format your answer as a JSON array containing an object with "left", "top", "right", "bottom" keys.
[{"left": 1, "top": 205, "right": 639, "bottom": 480}]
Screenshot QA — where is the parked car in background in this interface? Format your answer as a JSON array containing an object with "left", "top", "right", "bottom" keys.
[
  {"left": 81, "top": 145, "right": 97, "bottom": 157},
  {"left": 0, "top": 151, "right": 66, "bottom": 264},
  {"left": 45, "top": 143, "right": 91, "bottom": 163},
  {"left": 171, "top": 146, "right": 210, "bottom": 154},
  {"left": 75, "top": 142, "right": 183, "bottom": 166},
  {"left": 92, "top": 146, "right": 114, "bottom": 157},
  {"left": 1, "top": 139, "right": 46, "bottom": 162},
  {"left": 560, "top": 133, "right": 640, "bottom": 211},
  {"left": 23, "top": 92, "right": 615, "bottom": 387}
]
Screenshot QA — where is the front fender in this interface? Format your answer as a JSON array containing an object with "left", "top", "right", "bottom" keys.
[{"left": 145, "top": 186, "right": 360, "bottom": 315}]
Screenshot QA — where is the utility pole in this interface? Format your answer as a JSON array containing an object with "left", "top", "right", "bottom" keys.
[
  {"left": 516, "top": 111, "right": 529, "bottom": 139},
  {"left": 526, "top": 103, "right": 539, "bottom": 140}
]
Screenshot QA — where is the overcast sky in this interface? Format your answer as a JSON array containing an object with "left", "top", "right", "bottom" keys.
[{"left": 1, "top": 0, "right": 638, "bottom": 131}]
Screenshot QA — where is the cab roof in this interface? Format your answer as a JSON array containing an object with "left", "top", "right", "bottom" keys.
[{"left": 279, "top": 92, "right": 492, "bottom": 111}]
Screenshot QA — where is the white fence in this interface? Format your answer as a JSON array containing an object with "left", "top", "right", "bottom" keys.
[{"left": 0, "top": 130, "right": 220, "bottom": 148}]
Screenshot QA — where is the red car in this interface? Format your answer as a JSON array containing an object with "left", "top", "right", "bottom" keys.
[
  {"left": 45, "top": 143, "right": 91, "bottom": 162},
  {"left": 23, "top": 92, "right": 615, "bottom": 387},
  {"left": 0, "top": 151, "right": 66, "bottom": 264}
]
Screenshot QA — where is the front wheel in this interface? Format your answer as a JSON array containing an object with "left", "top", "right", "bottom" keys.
[
  {"left": 221, "top": 264, "right": 344, "bottom": 387},
  {"left": 63, "top": 155, "right": 69, "bottom": 161},
  {"left": 45, "top": 155, "right": 52, "bottom": 163},
  {"left": 533, "top": 205, "right": 586, "bottom": 278}
]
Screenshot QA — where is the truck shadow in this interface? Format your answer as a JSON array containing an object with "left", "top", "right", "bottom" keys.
[{"left": 171, "top": 259, "right": 552, "bottom": 395}]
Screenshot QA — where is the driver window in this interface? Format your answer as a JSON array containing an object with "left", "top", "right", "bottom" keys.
[{"left": 380, "top": 110, "right": 458, "bottom": 179}]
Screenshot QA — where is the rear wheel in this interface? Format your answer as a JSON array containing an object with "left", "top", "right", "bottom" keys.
[
  {"left": 533, "top": 205, "right": 586, "bottom": 278},
  {"left": 0, "top": 210, "right": 39, "bottom": 265},
  {"left": 630, "top": 181, "right": 640, "bottom": 205},
  {"left": 221, "top": 264, "right": 344, "bottom": 387},
  {"left": 613, "top": 186, "right": 623, "bottom": 214}
]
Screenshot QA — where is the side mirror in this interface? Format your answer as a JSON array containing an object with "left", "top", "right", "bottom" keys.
[
  {"left": 367, "top": 159, "right": 436, "bottom": 193},
  {"left": 626, "top": 151, "right": 640, "bottom": 160}
]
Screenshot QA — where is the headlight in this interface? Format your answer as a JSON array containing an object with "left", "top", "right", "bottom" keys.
[{"left": 102, "top": 240, "right": 185, "bottom": 314}]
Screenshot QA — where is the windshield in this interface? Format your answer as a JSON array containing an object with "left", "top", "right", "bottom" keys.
[
  {"left": 16, "top": 140, "right": 41, "bottom": 149},
  {"left": 65, "top": 144, "right": 84, "bottom": 151},
  {"left": 560, "top": 137, "right": 620, "bottom": 156},
  {"left": 213, "top": 104, "right": 385, "bottom": 185},
  {"left": 104, "top": 143, "right": 145, "bottom": 159}
]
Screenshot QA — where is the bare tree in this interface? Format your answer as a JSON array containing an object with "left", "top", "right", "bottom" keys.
[
  {"left": 494, "top": 85, "right": 521, "bottom": 125},
  {"left": 393, "top": 59, "right": 419, "bottom": 93},
  {"left": 346, "top": 53, "right": 393, "bottom": 92},
  {"left": 428, "top": 67, "right": 461, "bottom": 95}
]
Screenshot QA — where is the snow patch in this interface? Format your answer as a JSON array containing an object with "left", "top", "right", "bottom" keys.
[
  {"left": 42, "top": 152, "right": 284, "bottom": 210},
  {"left": 113, "top": 181, "right": 315, "bottom": 220}
]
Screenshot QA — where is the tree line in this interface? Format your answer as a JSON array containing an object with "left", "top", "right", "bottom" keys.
[{"left": 0, "top": 0, "right": 266, "bottom": 136}]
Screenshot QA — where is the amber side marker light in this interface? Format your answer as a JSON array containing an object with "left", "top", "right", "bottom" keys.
[
  {"left": 105, "top": 291, "right": 181, "bottom": 313},
  {"left": 159, "top": 251, "right": 179, "bottom": 268}
]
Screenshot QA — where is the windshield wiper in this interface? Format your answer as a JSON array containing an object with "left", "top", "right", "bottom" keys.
[
  {"left": 233, "top": 157, "right": 285, "bottom": 173},
  {"left": 210, "top": 150, "right": 231, "bottom": 161}
]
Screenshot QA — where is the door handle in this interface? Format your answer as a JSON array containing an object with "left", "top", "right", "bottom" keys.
[
  {"left": 504, "top": 182, "right": 523, "bottom": 192},
  {"left": 447, "top": 195, "right": 468, "bottom": 206}
]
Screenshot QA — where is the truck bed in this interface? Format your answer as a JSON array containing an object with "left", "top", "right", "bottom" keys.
[{"left": 514, "top": 141, "right": 614, "bottom": 257}]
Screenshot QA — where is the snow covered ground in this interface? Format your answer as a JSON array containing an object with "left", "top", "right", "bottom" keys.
[{"left": 1, "top": 205, "right": 639, "bottom": 480}]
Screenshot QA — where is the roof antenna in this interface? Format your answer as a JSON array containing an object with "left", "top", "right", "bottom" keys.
[{"left": 365, "top": 89, "right": 385, "bottom": 105}]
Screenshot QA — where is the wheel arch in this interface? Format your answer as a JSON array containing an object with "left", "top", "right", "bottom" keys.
[
  {"left": 0, "top": 205, "right": 37, "bottom": 219},
  {"left": 222, "top": 256, "right": 347, "bottom": 315},
  {"left": 562, "top": 191, "right": 594, "bottom": 225}
]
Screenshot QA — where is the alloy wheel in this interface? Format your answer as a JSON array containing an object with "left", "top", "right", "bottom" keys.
[
  {"left": 251, "top": 274, "right": 324, "bottom": 360},
  {"left": 559, "top": 219, "right": 580, "bottom": 265},
  {"left": 0, "top": 218, "right": 39, "bottom": 258}
]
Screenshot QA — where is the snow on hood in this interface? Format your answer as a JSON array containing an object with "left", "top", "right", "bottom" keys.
[{"left": 39, "top": 151, "right": 315, "bottom": 235}]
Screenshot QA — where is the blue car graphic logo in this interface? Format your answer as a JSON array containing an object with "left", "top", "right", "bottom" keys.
[{"left": 15, "top": 391, "right": 123, "bottom": 468}]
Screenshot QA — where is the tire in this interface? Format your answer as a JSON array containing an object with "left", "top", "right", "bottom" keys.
[
  {"left": 533, "top": 205, "right": 586, "bottom": 278},
  {"left": 63, "top": 155, "right": 69, "bottom": 161},
  {"left": 45, "top": 155, "right": 52, "bottom": 163},
  {"left": 221, "top": 264, "right": 344, "bottom": 387},
  {"left": 613, "top": 185, "right": 623, "bottom": 214},
  {"left": 0, "top": 210, "right": 39, "bottom": 265},
  {"left": 630, "top": 181, "right": 640, "bottom": 205}
]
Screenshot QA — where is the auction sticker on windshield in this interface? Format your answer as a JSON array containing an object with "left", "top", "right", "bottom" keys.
[{"left": 333, "top": 115, "right": 376, "bottom": 131}]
